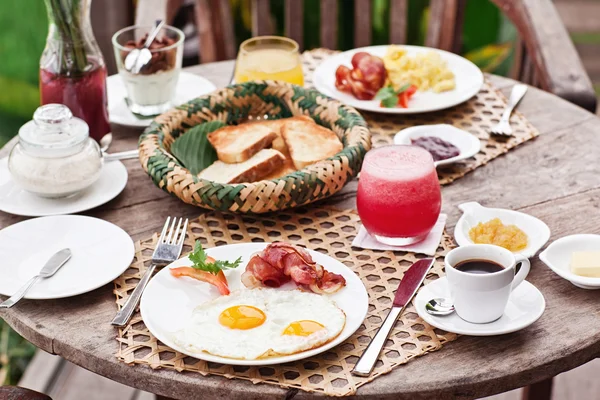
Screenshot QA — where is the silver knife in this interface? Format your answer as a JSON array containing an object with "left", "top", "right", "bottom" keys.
[
  {"left": 0, "top": 249, "right": 72, "bottom": 309},
  {"left": 352, "top": 258, "right": 435, "bottom": 376}
]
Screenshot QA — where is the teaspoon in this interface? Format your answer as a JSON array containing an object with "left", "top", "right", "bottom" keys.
[
  {"left": 425, "top": 298, "right": 455, "bottom": 316},
  {"left": 125, "top": 20, "right": 165, "bottom": 74},
  {"left": 100, "top": 133, "right": 113, "bottom": 152}
]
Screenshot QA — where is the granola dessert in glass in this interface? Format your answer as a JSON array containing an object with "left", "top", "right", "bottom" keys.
[{"left": 112, "top": 25, "right": 184, "bottom": 117}]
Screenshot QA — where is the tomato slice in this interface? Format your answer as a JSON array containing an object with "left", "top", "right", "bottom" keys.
[
  {"left": 405, "top": 85, "right": 417, "bottom": 97},
  {"left": 170, "top": 266, "right": 230, "bottom": 295},
  {"left": 398, "top": 91, "right": 409, "bottom": 108}
]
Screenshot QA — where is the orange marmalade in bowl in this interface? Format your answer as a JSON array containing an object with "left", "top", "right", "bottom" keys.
[{"left": 468, "top": 218, "right": 528, "bottom": 252}]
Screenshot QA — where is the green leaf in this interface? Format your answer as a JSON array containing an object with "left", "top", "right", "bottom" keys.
[
  {"left": 170, "top": 120, "right": 226, "bottom": 175},
  {"left": 380, "top": 95, "right": 398, "bottom": 108},
  {"left": 464, "top": 43, "right": 512, "bottom": 73},
  {"left": 395, "top": 83, "right": 412, "bottom": 94},
  {"left": 374, "top": 86, "right": 396, "bottom": 100},
  {"left": 189, "top": 240, "right": 242, "bottom": 275}
]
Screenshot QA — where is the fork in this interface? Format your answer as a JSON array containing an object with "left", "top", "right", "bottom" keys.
[
  {"left": 490, "top": 84, "right": 528, "bottom": 137},
  {"left": 111, "top": 217, "right": 188, "bottom": 327}
]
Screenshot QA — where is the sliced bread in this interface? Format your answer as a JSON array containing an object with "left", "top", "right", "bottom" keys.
[
  {"left": 207, "top": 122, "right": 278, "bottom": 163},
  {"left": 262, "top": 157, "right": 297, "bottom": 180},
  {"left": 281, "top": 119, "right": 343, "bottom": 169},
  {"left": 198, "top": 149, "right": 285, "bottom": 184}
]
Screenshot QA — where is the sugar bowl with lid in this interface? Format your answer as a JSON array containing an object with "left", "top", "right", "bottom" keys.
[{"left": 8, "top": 104, "right": 103, "bottom": 198}]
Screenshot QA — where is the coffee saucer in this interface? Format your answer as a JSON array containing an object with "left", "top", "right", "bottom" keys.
[{"left": 414, "top": 277, "right": 545, "bottom": 336}]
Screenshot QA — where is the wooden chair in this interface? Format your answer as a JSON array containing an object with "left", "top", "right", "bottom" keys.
[
  {"left": 0, "top": 386, "right": 52, "bottom": 400},
  {"left": 133, "top": 0, "right": 595, "bottom": 113}
]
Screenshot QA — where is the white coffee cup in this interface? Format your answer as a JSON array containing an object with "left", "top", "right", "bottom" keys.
[{"left": 445, "top": 244, "right": 530, "bottom": 324}]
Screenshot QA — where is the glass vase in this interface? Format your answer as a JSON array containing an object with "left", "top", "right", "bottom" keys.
[{"left": 40, "top": 0, "right": 110, "bottom": 142}]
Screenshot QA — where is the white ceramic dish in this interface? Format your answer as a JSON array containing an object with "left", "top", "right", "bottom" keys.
[
  {"left": 107, "top": 71, "right": 217, "bottom": 127},
  {"left": 454, "top": 202, "right": 551, "bottom": 258},
  {"left": 140, "top": 243, "right": 369, "bottom": 366},
  {"left": 0, "top": 158, "right": 128, "bottom": 217},
  {"left": 539, "top": 234, "right": 600, "bottom": 289},
  {"left": 415, "top": 276, "right": 545, "bottom": 336},
  {"left": 313, "top": 45, "right": 484, "bottom": 114},
  {"left": 393, "top": 124, "right": 481, "bottom": 167},
  {"left": 0, "top": 215, "right": 134, "bottom": 299}
]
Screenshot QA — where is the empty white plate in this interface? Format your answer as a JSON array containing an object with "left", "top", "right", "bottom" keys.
[
  {"left": 313, "top": 45, "right": 484, "bottom": 114},
  {"left": 140, "top": 242, "right": 369, "bottom": 366},
  {"left": 393, "top": 124, "right": 481, "bottom": 167},
  {"left": 107, "top": 71, "right": 217, "bottom": 127},
  {"left": 0, "top": 158, "right": 128, "bottom": 217},
  {"left": 454, "top": 202, "right": 551, "bottom": 258},
  {"left": 0, "top": 215, "right": 134, "bottom": 299},
  {"left": 540, "top": 234, "right": 600, "bottom": 289},
  {"left": 415, "top": 277, "right": 545, "bottom": 336}
]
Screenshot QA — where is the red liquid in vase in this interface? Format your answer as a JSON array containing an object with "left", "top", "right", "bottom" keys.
[{"left": 40, "top": 62, "right": 110, "bottom": 142}]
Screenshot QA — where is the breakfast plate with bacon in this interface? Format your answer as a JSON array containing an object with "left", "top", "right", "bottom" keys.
[
  {"left": 140, "top": 242, "right": 369, "bottom": 365},
  {"left": 313, "top": 45, "right": 484, "bottom": 114}
]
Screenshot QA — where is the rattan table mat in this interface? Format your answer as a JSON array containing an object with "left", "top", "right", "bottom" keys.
[
  {"left": 302, "top": 49, "right": 539, "bottom": 185},
  {"left": 114, "top": 207, "right": 457, "bottom": 396}
]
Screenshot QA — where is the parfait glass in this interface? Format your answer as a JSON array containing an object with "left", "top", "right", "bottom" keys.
[
  {"left": 357, "top": 145, "right": 442, "bottom": 245},
  {"left": 40, "top": 0, "right": 110, "bottom": 143},
  {"left": 112, "top": 25, "right": 184, "bottom": 117}
]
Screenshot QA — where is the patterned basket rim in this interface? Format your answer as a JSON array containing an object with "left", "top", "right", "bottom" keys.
[{"left": 138, "top": 80, "right": 372, "bottom": 213}]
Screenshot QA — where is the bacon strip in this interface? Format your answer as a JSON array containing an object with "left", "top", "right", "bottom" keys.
[
  {"left": 242, "top": 243, "right": 346, "bottom": 294},
  {"left": 335, "top": 52, "right": 386, "bottom": 101}
]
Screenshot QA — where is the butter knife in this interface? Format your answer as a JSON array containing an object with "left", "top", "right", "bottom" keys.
[
  {"left": 0, "top": 249, "right": 71, "bottom": 309},
  {"left": 352, "top": 258, "right": 435, "bottom": 376}
]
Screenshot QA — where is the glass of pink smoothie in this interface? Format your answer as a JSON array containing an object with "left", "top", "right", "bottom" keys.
[{"left": 357, "top": 145, "right": 441, "bottom": 245}]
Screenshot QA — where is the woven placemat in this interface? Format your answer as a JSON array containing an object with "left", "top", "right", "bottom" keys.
[
  {"left": 302, "top": 48, "right": 539, "bottom": 185},
  {"left": 114, "top": 207, "right": 457, "bottom": 396}
]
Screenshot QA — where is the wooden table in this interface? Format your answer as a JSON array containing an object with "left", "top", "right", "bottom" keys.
[{"left": 2, "top": 61, "right": 600, "bottom": 400}]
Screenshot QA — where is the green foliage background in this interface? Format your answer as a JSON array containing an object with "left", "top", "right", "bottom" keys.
[{"left": 0, "top": 0, "right": 515, "bottom": 387}]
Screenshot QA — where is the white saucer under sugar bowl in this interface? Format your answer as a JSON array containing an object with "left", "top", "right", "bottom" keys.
[{"left": 8, "top": 104, "right": 103, "bottom": 198}]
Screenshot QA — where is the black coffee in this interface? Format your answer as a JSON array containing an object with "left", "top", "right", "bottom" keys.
[{"left": 454, "top": 259, "right": 504, "bottom": 274}]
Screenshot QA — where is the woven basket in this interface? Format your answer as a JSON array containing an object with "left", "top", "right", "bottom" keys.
[{"left": 138, "top": 80, "right": 371, "bottom": 213}]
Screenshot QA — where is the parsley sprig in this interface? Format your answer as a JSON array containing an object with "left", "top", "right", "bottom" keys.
[
  {"left": 375, "top": 83, "right": 412, "bottom": 108},
  {"left": 189, "top": 241, "right": 242, "bottom": 275}
]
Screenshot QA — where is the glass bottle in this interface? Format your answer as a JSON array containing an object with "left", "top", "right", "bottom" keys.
[{"left": 40, "top": 0, "right": 110, "bottom": 143}]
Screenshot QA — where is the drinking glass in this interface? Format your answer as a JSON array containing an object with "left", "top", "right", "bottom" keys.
[
  {"left": 234, "top": 36, "right": 304, "bottom": 86},
  {"left": 357, "top": 145, "right": 442, "bottom": 245},
  {"left": 112, "top": 25, "right": 184, "bottom": 116}
]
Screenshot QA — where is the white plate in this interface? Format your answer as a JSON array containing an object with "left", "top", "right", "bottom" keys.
[
  {"left": 313, "top": 45, "right": 484, "bottom": 114},
  {"left": 140, "top": 243, "right": 369, "bottom": 366},
  {"left": 454, "top": 202, "right": 551, "bottom": 258},
  {"left": 415, "top": 277, "right": 545, "bottom": 336},
  {"left": 107, "top": 71, "right": 217, "bottom": 127},
  {"left": 0, "top": 215, "right": 134, "bottom": 299},
  {"left": 393, "top": 124, "right": 481, "bottom": 167},
  {"left": 540, "top": 234, "right": 600, "bottom": 289},
  {"left": 0, "top": 158, "right": 128, "bottom": 217}
]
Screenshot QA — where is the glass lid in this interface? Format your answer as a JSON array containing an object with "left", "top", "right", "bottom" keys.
[{"left": 18, "top": 104, "right": 89, "bottom": 154}]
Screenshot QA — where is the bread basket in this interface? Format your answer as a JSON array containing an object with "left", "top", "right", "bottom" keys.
[{"left": 138, "top": 80, "right": 371, "bottom": 213}]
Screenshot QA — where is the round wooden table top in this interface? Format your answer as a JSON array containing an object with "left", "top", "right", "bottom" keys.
[{"left": 2, "top": 61, "right": 600, "bottom": 400}]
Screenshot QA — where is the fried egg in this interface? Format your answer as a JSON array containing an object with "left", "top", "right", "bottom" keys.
[{"left": 175, "top": 288, "right": 346, "bottom": 360}]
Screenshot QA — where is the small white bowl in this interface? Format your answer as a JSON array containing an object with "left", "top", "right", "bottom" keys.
[
  {"left": 393, "top": 124, "right": 481, "bottom": 167},
  {"left": 540, "top": 234, "right": 600, "bottom": 289},
  {"left": 454, "top": 202, "right": 551, "bottom": 258}
]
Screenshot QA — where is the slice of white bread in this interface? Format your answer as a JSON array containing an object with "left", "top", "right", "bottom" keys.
[
  {"left": 207, "top": 122, "right": 278, "bottom": 163},
  {"left": 199, "top": 149, "right": 286, "bottom": 183},
  {"left": 267, "top": 116, "right": 314, "bottom": 156},
  {"left": 262, "top": 158, "right": 297, "bottom": 180},
  {"left": 281, "top": 119, "right": 343, "bottom": 169}
]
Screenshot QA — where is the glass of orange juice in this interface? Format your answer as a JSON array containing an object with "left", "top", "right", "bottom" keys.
[{"left": 234, "top": 36, "right": 304, "bottom": 86}]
